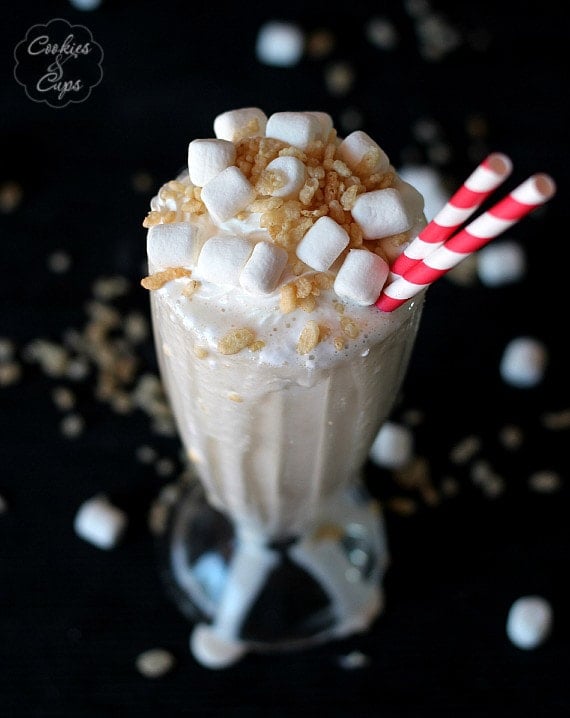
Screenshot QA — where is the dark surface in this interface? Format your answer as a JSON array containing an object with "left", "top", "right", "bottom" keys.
[{"left": 1, "top": 1, "right": 569, "bottom": 716}]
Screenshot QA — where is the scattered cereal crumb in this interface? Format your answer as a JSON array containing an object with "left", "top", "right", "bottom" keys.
[
  {"left": 365, "top": 17, "right": 399, "bottom": 50},
  {"left": 506, "top": 596, "right": 552, "bottom": 650},
  {"left": 0, "top": 362, "right": 21, "bottom": 387},
  {"left": 528, "top": 471, "right": 562, "bottom": 494},
  {"left": 449, "top": 435, "right": 481, "bottom": 465},
  {"left": 394, "top": 457, "right": 439, "bottom": 506},
  {"left": 470, "top": 460, "right": 505, "bottom": 498},
  {"left": 0, "top": 181, "right": 23, "bottom": 213},
  {"left": 440, "top": 476, "right": 460, "bottom": 497},
  {"left": 217, "top": 328, "right": 255, "bottom": 355},
  {"left": 0, "top": 338, "right": 15, "bottom": 362},
  {"left": 155, "top": 457, "right": 176, "bottom": 478},
  {"left": 255, "top": 20, "right": 304, "bottom": 67},
  {"left": 498, "top": 425, "right": 524, "bottom": 450},
  {"left": 193, "top": 346, "right": 208, "bottom": 359},
  {"left": 324, "top": 61, "right": 355, "bottom": 96},
  {"left": 385, "top": 496, "right": 417, "bottom": 516},
  {"left": 136, "top": 648, "right": 176, "bottom": 678},
  {"left": 540, "top": 409, "right": 570, "bottom": 431},
  {"left": 123, "top": 312, "right": 149, "bottom": 344},
  {"left": 93, "top": 275, "right": 131, "bottom": 301},
  {"left": 60, "top": 413, "right": 85, "bottom": 439},
  {"left": 228, "top": 392, "right": 243, "bottom": 403},
  {"left": 182, "top": 280, "right": 200, "bottom": 298},
  {"left": 135, "top": 445, "right": 157, "bottom": 464},
  {"left": 51, "top": 386, "right": 76, "bottom": 411},
  {"left": 306, "top": 28, "right": 335, "bottom": 58},
  {"left": 141, "top": 267, "right": 191, "bottom": 290},
  {"left": 131, "top": 171, "right": 154, "bottom": 193},
  {"left": 249, "top": 340, "right": 265, "bottom": 352},
  {"left": 338, "top": 651, "right": 371, "bottom": 669},
  {"left": 340, "top": 316, "right": 360, "bottom": 339},
  {"left": 47, "top": 251, "right": 72, "bottom": 274}
]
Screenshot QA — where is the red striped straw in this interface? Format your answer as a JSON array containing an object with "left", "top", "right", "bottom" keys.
[
  {"left": 376, "top": 173, "right": 556, "bottom": 312},
  {"left": 391, "top": 153, "right": 513, "bottom": 278}
]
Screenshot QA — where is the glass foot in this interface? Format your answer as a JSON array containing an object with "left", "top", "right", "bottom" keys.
[{"left": 153, "top": 473, "right": 389, "bottom": 668}]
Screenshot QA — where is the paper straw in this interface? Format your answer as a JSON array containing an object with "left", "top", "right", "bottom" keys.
[
  {"left": 390, "top": 153, "right": 513, "bottom": 278},
  {"left": 376, "top": 173, "right": 556, "bottom": 312}
]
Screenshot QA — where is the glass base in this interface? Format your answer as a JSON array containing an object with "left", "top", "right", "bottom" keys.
[{"left": 153, "top": 473, "right": 390, "bottom": 669}]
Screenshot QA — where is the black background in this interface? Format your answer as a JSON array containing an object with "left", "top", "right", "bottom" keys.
[{"left": 1, "top": 1, "right": 569, "bottom": 716}]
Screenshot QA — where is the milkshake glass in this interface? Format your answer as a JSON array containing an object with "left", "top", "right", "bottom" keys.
[{"left": 143, "top": 109, "right": 427, "bottom": 667}]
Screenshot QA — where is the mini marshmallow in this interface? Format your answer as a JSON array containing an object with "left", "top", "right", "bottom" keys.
[
  {"left": 188, "top": 139, "right": 236, "bottom": 187},
  {"left": 394, "top": 176, "right": 426, "bottom": 223},
  {"left": 477, "top": 240, "right": 526, "bottom": 287},
  {"left": 201, "top": 166, "right": 256, "bottom": 224},
  {"left": 305, "top": 111, "right": 333, "bottom": 140},
  {"left": 265, "top": 112, "right": 322, "bottom": 150},
  {"left": 74, "top": 494, "right": 127, "bottom": 550},
  {"left": 337, "top": 130, "right": 390, "bottom": 174},
  {"left": 197, "top": 235, "right": 253, "bottom": 287},
  {"left": 369, "top": 421, "right": 413, "bottom": 469},
  {"left": 255, "top": 21, "right": 304, "bottom": 67},
  {"left": 334, "top": 249, "right": 389, "bottom": 305},
  {"left": 147, "top": 222, "right": 198, "bottom": 270},
  {"left": 213, "top": 107, "right": 268, "bottom": 142},
  {"left": 295, "top": 216, "right": 350, "bottom": 271},
  {"left": 351, "top": 188, "right": 412, "bottom": 239},
  {"left": 240, "top": 241, "right": 288, "bottom": 294},
  {"left": 499, "top": 337, "right": 548, "bottom": 388},
  {"left": 264, "top": 156, "right": 307, "bottom": 198},
  {"left": 506, "top": 596, "right": 552, "bottom": 650}
]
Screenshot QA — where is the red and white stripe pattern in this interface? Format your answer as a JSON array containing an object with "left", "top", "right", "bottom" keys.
[
  {"left": 376, "top": 173, "right": 556, "bottom": 312},
  {"left": 390, "top": 153, "right": 513, "bottom": 278}
]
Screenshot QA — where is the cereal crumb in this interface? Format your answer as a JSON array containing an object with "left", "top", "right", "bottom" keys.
[
  {"left": 306, "top": 28, "right": 335, "bottom": 58},
  {"left": 296, "top": 320, "right": 321, "bottom": 355},
  {"left": 324, "top": 61, "right": 355, "bottom": 96},
  {"left": 228, "top": 392, "right": 243, "bottom": 403},
  {"left": 155, "top": 457, "right": 176, "bottom": 478},
  {"left": 135, "top": 445, "right": 157, "bottom": 464},
  {"left": 338, "top": 651, "right": 371, "bottom": 669},
  {"left": 340, "top": 316, "right": 360, "bottom": 339},
  {"left": 0, "top": 181, "right": 23, "bottom": 213},
  {"left": 528, "top": 471, "right": 562, "bottom": 493},
  {"left": 249, "top": 340, "right": 265, "bottom": 352},
  {"left": 217, "top": 328, "right": 255, "bottom": 355},
  {"left": 386, "top": 496, "right": 417, "bottom": 516},
  {"left": 141, "top": 267, "right": 191, "bottom": 290},
  {"left": 449, "top": 435, "right": 481, "bottom": 464},
  {"left": 0, "top": 362, "right": 21, "bottom": 386},
  {"left": 540, "top": 409, "right": 570, "bottom": 431},
  {"left": 47, "top": 251, "right": 72, "bottom": 274},
  {"left": 60, "top": 413, "right": 85, "bottom": 439},
  {"left": 499, "top": 425, "right": 524, "bottom": 450},
  {"left": 52, "top": 386, "right": 76, "bottom": 411}
]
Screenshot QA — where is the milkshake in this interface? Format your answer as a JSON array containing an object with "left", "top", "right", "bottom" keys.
[{"left": 143, "top": 108, "right": 426, "bottom": 666}]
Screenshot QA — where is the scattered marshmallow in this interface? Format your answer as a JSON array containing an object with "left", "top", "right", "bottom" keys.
[
  {"left": 74, "top": 495, "right": 128, "bottom": 550},
  {"left": 147, "top": 222, "right": 198, "bottom": 270},
  {"left": 264, "top": 156, "right": 307, "bottom": 198},
  {"left": 255, "top": 20, "right": 304, "bottom": 67},
  {"left": 197, "top": 235, "right": 253, "bottom": 287},
  {"left": 397, "top": 164, "right": 448, "bottom": 222},
  {"left": 370, "top": 429, "right": 409, "bottom": 473},
  {"left": 476, "top": 240, "right": 526, "bottom": 287},
  {"left": 265, "top": 112, "right": 322, "bottom": 150},
  {"left": 239, "top": 241, "right": 288, "bottom": 294},
  {"left": 188, "top": 139, "right": 236, "bottom": 187},
  {"left": 369, "top": 421, "right": 413, "bottom": 469},
  {"left": 295, "top": 216, "right": 349, "bottom": 271},
  {"left": 500, "top": 337, "right": 547, "bottom": 388},
  {"left": 135, "top": 648, "right": 176, "bottom": 678},
  {"left": 351, "top": 188, "right": 412, "bottom": 239},
  {"left": 213, "top": 107, "right": 267, "bottom": 142},
  {"left": 201, "top": 166, "right": 256, "bottom": 224},
  {"left": 337, "top": 131, "right": 390, "bottom": 175},
  {"left": 506, "top": 596, "right": 552, "bottom": 650},
  {"left": 334, "top": 249, "right": 389, "bottom": 305}
]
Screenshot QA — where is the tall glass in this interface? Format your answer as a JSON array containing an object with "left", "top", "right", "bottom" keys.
[{"left": 149, "top": 282, "right": 425, "bottom": 668}]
